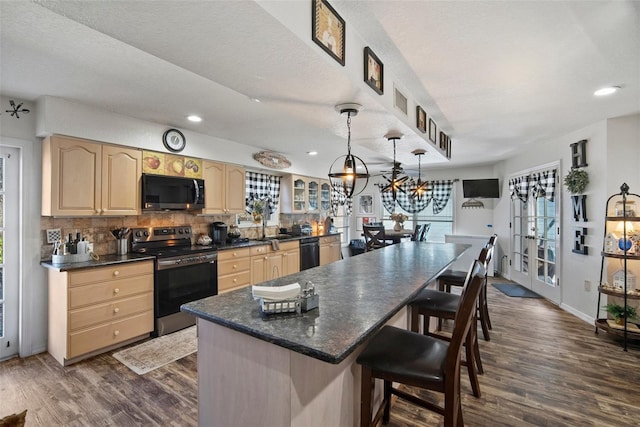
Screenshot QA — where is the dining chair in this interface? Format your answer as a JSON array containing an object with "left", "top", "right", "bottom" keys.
[
  {"left": 357, "top": 260, "right": 486, "bottom": 427},
  {"left": 418, "top": 223, "right": 431, "bottom": 241},
  {"left": 409, "top": 249, "right": 490, "bottom": 398},
  {"left": 411, "top": 224, "right": 422, "bottom": 241},
  {"left": 363, "top": 224, "right": 387, "bottom": 251}
]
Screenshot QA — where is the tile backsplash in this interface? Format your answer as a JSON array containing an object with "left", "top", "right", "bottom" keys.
[{"left": 40, "top": 212, "right": 323, "bottom": 259}]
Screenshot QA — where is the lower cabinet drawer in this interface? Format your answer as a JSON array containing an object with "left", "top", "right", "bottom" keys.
[
  {"left": 69, "top": 274, "right": 153, "bottom": 309},
  {"left": 69, "top": 292, "right": 153, "bottom": 332},
  {"left": 218, "top": 271, "right": 251, "bottom": 293},
  {"left": 68, "top": 310, "right": 153, "bottom": 358},
  {"left": 217, "top": 258, "right": 251, "bottom": 276}
]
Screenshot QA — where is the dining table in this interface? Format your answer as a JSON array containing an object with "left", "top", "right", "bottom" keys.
[{"left": 384, "top": 228, "right": 414, "bottom": 244}]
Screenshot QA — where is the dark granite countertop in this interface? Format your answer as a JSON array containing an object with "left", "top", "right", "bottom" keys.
[
  {"left": 215, "top": 232, "right": 341, "bottom": 251},
  {"left": 40, "top": 253, "right": 156, "bottom": 271},
  {"left": 182, "top": 241, "right": 469, "bottom": 364}
]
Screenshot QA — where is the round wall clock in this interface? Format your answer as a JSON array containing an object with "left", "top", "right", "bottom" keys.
[{"left": 162, "top": 128, "right": 186, "bottom": 152}]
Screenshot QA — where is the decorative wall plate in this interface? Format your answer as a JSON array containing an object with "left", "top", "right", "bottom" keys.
[{"left": 253, "top": 151, "right": 291, "bottom": 169}]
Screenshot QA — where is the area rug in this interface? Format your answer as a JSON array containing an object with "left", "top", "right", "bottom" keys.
[
  {"left": 492, "top": 283, "right": 542, "bottom": 298},
  {"left": 113, "top": 326, "right": 197, "bottom": 375}
]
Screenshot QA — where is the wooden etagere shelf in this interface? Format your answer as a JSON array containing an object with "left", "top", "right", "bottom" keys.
[{"left": 595, "top": 183, "right": 640, "bottom": 351}]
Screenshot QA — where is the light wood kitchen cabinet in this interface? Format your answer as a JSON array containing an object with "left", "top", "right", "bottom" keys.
[
  {"left": 42, "top": 135, "right": 142, "bottom": 216},
  {"left": 281, "top": 175, "right": 324, "bottom": 213},
  {"left": 202, "top": 160, "right": 246, "bottom": 214},
  {"left": 218, "top": 247, "right": 252, "bottom": 293},
  {"left": 320, "top": 234, "right": 342, "bottom": 266},
  {"left": 250, "top": 241, "right": 300, "bottom": 284},
  {"left": 47, "top": 260, "right": 154, "bottom": 366}
]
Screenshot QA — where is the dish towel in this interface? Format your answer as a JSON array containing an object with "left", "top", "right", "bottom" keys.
[{"left": 271, "top": 239, "right": 280, "bottom": 251}]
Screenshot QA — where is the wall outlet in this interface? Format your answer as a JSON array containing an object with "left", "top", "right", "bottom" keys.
[{"left": 584, "top": 280, "right": 591, "bottom": 291}]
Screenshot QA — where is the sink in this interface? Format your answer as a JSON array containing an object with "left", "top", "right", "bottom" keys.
[{"left": 255, "top": 234, "right": 294, "bottom": 241}]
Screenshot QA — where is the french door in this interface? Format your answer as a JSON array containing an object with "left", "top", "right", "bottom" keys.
[
  {"left": 510, "top": 166, "right": 561, "bottom": 304},
  {"left": 0, "top": 146, "right": 19, "bottom": 360}
]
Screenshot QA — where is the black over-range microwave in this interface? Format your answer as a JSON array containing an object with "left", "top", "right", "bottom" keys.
[{"left": 142, "top": 173, "right": 205, "bottom": 211}]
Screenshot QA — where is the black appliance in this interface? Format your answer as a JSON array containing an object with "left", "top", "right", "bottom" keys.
[
  {"left": 210, "top": 222, "right": 228, "bottom": 244},
  {"left": 131, "top": 225, "right": 217, "bottom": 336},
  {"left": 299, "top": 236, "right": 320, "bottom": 271},
  {"left": 462, "top": 178, "right": 500, "bottom": 198},
  {"left": 142, "top": 173, "right": 205, "bottom": 211}
]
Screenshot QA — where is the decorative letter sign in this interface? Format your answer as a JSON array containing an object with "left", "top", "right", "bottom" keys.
[
  {"left": 572, "top": 195, "right": 588, "bottom": 221},
  {"left": 570, "top": 139, "right": 588, "bottom": 169},
  {"left": 572, "top": 227, "right": 588, "bottom": 255}
]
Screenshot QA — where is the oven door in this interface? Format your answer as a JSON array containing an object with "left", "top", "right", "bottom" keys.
[{"left": 155, "top": 259, "right": 218, "bottom": 319}]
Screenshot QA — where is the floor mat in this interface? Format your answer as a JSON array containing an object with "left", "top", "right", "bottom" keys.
[
  {"left": 492, "top": 283, "right": 542, "bottom": 298},
  {"left": 113, "top": 325, "right": 196, "bottom": 375}
]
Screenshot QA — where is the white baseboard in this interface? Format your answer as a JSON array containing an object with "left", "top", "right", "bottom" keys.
[{"left": 560, "top": 303, "right": 594, "bottom": 325}]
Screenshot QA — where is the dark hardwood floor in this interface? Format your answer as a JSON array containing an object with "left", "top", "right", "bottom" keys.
[{"left": 2, "top": 277, "right": 640, "bottom": 426}]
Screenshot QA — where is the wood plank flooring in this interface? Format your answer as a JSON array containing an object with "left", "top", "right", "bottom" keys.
[{"left": 1, "top": 277, "right": 640, "bottom": 426}]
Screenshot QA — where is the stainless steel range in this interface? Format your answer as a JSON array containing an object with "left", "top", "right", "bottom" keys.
[{"left": 131, "top": 225, "right": 218, "bottom": 336}]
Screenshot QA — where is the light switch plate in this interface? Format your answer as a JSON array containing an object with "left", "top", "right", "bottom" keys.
[{"left": 46, "top": 228, "right": 62, "bottom": 244}]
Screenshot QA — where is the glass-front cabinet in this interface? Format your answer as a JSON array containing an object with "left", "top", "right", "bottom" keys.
[
  {"left": 320, "top": 180, "right": 331, "bottom": 211},
  {"left": 281, "top": 175, "right": 329, "bottom": 214}
]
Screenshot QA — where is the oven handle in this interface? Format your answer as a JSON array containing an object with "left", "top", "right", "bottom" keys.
[{"left": 156, "top": 255, "right": 217, "bottom": 271}]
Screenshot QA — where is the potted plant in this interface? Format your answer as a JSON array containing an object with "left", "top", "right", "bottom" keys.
[
  {"left": 564, "top": 168, "right": 589, "bottom": 194},
  {"left": 603, "top": 303, "right": 638, "bottom": 325},
  {"left": 252, "top": 200, "right": 264, "bottom": 223}
]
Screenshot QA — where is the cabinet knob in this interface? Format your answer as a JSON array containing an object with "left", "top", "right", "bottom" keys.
[
  {"left": 113, "top": 270, "right": 120, "bottom": 276},
  {"left": 114, "top": 288, "right": 120, "bottom": 294},
  {"left": 233, "top": 252, "right": 237, "bottom": 256},
  {"left": 233, "top": 278, "right": 237, "bottom": 283},
  {"left": 264, "top": 256, "right": 268, "bottom": 260},
  {"left": 113, "top": 330, "right": 120, "bottom": 336},
  {"left": 233, "top": 264, "right": 237, "bottom": 269},
  {"left": 113, "top": 307, "right": 120, "bottom": 313}
]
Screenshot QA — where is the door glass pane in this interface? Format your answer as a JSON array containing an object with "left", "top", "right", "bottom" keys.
[
  {"left": 308, "top": 181, "right": 318, "bottom": 210},
  {"left": 0, "top": 194, "right": 3, "bottom": 228},
  {"left": 0, "top": 158, "right": 3, "bottom": 191},
  {"left": 0, "top": 230, "right": 3, "bottom": 264},
  {"left": 0, "top": 267, "right": 3, "bottom": 337}
]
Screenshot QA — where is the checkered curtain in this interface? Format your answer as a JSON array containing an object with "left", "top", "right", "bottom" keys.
[
  {"left": 509, "top": 169, "right": 556, "bottom": 203},
  {"left": 245, "top": 172, "right": 281, "bottom": 215},
  {"left": 330, "top": 182, "right": 353, "bottom": 216},
  {"left": 377, "top": 179, "right": 453, "bottom": 214}
]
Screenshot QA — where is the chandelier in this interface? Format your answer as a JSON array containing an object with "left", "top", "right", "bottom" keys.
[
  {"left": 380, "top": 132, "right": 408, "bottom": 201},
  {"left": 409, "top": 149, "right": 429, "bottom": 201},
  {"left": 328, "top": 103, "right": 370, "bottom": 198}
]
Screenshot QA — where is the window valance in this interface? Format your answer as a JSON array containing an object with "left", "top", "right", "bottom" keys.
[
  {"left": 245, "top": 172, "right": 281, "bottom": 215},
  {"left": 508, "top": 169, "right": 556, "bottom": 203},
  {"left": 376, "top": 179, "right": 454, "bottom": 215}
]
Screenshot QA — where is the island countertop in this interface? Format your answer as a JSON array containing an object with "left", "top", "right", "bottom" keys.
[{"left": 182, "top": 241, "right": 469, "bottom": 364}]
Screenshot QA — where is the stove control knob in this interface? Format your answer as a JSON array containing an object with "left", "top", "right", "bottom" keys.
[
  {"left": 135, "top": 231, "right": 142, "bottom": 237},
  {"left": 144, "top": 231, "right": 150, "bottom": 237}
]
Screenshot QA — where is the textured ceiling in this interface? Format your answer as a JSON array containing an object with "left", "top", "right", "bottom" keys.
[{"left": 1, "top": 1, "right": 638, "bottom": 175}]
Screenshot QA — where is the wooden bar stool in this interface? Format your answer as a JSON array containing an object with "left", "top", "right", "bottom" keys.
[{"left": 357, "top": 261, "right": 486, "bottom": 427}]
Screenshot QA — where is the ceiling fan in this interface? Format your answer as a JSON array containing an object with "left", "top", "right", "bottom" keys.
[
  {"left": 379, "top": 133, "right": 409, "bottom": 201},
  {"left": 5, "top": 100, "right": 30, "bottom": 119}
]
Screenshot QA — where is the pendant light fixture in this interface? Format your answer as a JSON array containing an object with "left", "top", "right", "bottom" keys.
[
  {"left": 380, "top": 132, "right": 409, "bottom": 201},
  {"left": 328, "top": 103, "right": 370, "bottom": 198},
  {"left": 409, "top": 148, "right": 429, "bottom": 200}
]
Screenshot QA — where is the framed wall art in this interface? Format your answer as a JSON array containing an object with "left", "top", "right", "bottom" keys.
[
  {"left": 357, "top": 216, "right": 377, "bottom": 231},
  {"left": 428, "top": 118, "right": 437, "bottom": 143},
  {"left": 416, "top": 106, "right": 427, "bottom": 133},
  {"left": 358, "top": 193, "right": 374, "bottom": 215},
  {"left": 312, "top": 0, "right": 345, "bottom": 66},
  {"left": 439, "top": 131, "right": 447, "bottom": 150},
  {"left": 364, "top": 47, "right": 383, "bottom": 95}
]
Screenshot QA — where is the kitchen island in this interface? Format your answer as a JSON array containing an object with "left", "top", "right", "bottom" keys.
[{"left": 182, "top": 241, "right": 469, "bottom": 426}]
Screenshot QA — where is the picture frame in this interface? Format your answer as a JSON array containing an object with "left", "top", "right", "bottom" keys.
[
  {"left": 358, "top": 193, "right": 374, "bottom": 215},
  {"left": 357, "top": 216, "right": 377, "bottom": 231},
  {"left": 416, "top": 106, "right": 427, "bottom": 133},
  {"left": 312, "top": 0, "right": 345, "bottom": 66},
  {"left": 428, "top": 118, "right": 437, "bottom": 143},
  {"left": 364, "top": 47, "right": 383, "bottom": 95},
  {"left": 439, "top": 131, "right": 447, "bottom": 150}
]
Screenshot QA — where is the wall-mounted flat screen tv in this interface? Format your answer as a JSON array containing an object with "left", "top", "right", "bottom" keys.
[{"left": 462, "top": 179, "right": 500, "bottom": 198}]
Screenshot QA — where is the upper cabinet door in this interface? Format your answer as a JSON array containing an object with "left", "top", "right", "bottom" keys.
[
  {"left": 307, "top": 179, "right": 319, "bottom": 211},
  {"left": 225, "top": 164, "right": 246, "bottom": 214},
  {"left": 203, "top": 160, "right": 225, "bottom": 214},
  {"left": 293, "top": 177, "right": 306, "bottom": 213},
  {"left": 320, "top": 180, "right": 331, "bottom": 211},
  {"left": 101, "top": 145, "right": 141, "bottom": 216},
  {"left": 43, "top": 135, "right": 102, "bottom": 216}
]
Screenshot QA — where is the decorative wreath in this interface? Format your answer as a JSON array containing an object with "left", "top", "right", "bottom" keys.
[
  {"left": 564, "top": 168, "right": 589, "bottom": 194},
  {"left": 252, "top": 151, "right": 292, "bottom": 170}
]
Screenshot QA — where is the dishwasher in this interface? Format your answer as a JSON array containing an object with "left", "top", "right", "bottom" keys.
[{"left": 299, "top": 236, "right": 320, "bottom": 271}]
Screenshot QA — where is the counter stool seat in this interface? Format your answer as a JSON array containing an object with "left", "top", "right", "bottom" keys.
[{"left": 410, "top": 288, "right": 483, "bottom": 398}]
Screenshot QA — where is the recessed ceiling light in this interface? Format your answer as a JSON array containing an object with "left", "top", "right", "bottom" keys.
[
  {"left": 249, "top": 97, "right": 262, "bottom": 103},
  {"left": 307, "top": 151, "right": 318, "bottom": 156},
  {"left": 594, "top": 86, "right": 620, "bottom": 96},
  {"left": 187, "top": 115, "right": 202, "bottom": 122}
]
